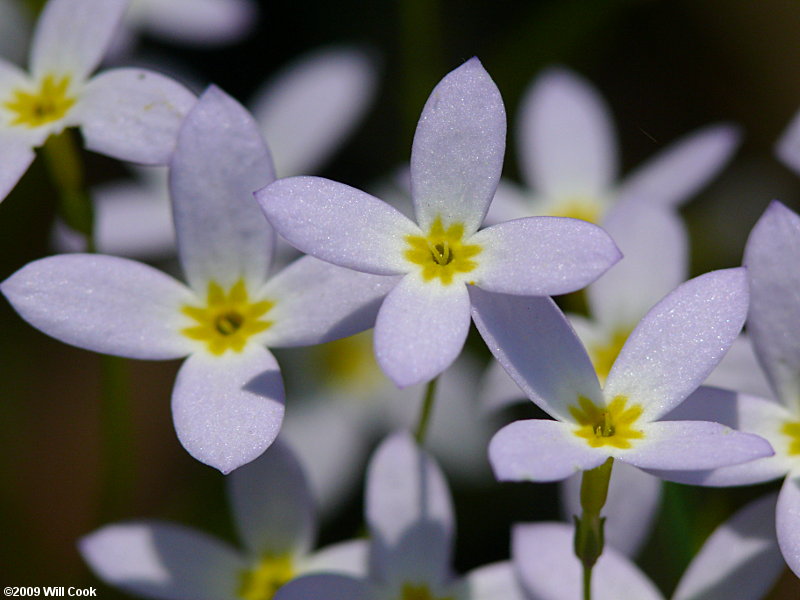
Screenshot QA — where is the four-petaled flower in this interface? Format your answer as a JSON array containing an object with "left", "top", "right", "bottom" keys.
[{"left": 257, "top": 57, "right": 622, "bottom": 387}]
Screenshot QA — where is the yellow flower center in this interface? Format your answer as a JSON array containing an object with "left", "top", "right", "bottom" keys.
[
  {"left": 587, "top": 327, "right": 632, "bottom": 385},
  {"left": 181, "top": 279, "right": 273, "bottom": 355},
  {"left": 398, "top": 583, "right": 454, "bottom": 600},
  {"left": 549, "top": 196, "right": 601, "bottom": 224},
  {"left": 781, "top": 420, "right": 800, "bottom": 456},
  {"left": 569, "top": 395, "right": 644, "bottom": 449},
  {"left": 404, "top": 216, "right": 481, "bottom": 285},
  {"left": 3, "top": 74, "right": 76, "bottom": 128},
  {"left": 238, "top": 553, "right": 294, "bottom": 600},
  {"left": 315, "top": 331, "right": 384, "bottom": 394}
]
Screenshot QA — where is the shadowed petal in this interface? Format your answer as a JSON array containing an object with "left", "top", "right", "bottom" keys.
[
  {"left": 464, "top": 562, "right": 526, "bottom": 600},
  {"left": 274, "top": 574, "right": 368, "bottom": 600},
  {"left": 0, "top": 131, "right": 35, "bottom": 202},
  {"left": 136, "top": 0, "right": 257, "bottom": 46},
  {"left": 299, "top": 540, "right": 369, "bottom": 578},
  {"left": 777, "top": 472, "right": 800, "bottom": 578}
]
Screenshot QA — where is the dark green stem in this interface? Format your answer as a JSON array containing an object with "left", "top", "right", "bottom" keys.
[
  {"left": 413, "top": 377, "right": 438, "bottom": 445},
  {"left": 574, "top": 458, "right": 614, "bottom": 600}
]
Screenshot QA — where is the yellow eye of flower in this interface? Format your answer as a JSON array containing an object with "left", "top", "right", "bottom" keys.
[
  {"left": 781, "top": 420, "right": 800, "bottom": 456},
  {"left": 399, "top": 583, "right": 454, "bottom": 600},
  {"left": 181, "top": 279, "right": 274, "bottom": 355},
  {"left": 238, "top": 553, "right": 294, "bottom": 600},
  {"left": 404, "top": 216, "right": 482, "bottom": 285},
  {"left": 587, "top": 327, "right": 632, "bottom": 385},
  {"left": 569, "top": 395, "right": 644, "bottom": 449},
  {"left": 549, "top": 196, "right": 601, "bottom": 224},
  {"left": 3, "top": 74, "right": 76, "bottom": 128}
]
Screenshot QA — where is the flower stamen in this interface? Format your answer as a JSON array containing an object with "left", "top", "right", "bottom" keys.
[
  {"left": 404, "top": 216, "right": 481, "bottom": 285},
  {"left": 3, "top": 74, "right": 76, "bottom": 128},
  {"left": 570, "top": 395, "right": 644, "bottom": 449}
]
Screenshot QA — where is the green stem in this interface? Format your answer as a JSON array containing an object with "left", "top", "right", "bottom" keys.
[
  {"left": 574, "top": 458, "right": 614, "bottom": 600},
  {"left": 413, "top": 377, "right": 438, "bottom": 445}
]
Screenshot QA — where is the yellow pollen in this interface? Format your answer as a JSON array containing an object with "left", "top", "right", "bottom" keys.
[
  {"left": 237, "top": 553, "right": 294, "bottom": 600},
  {"left": 404, "top": 216, "right": 481, "bottom": 285},
  {"left": 781, "top": 420, "right": 800, "bottom": 456},
  {"left": 398, "top": 583, "right": 454, "bottom": 600},
  {"left": 549, "top": 196, "right": 601, "bottom": 224},
  {"left": 3, "top": 74, "right": 76, "bottom": 128},
  {"left": 181, "top": 279, "right": 273, "bottom": 355},
  {"left": 569, "top": 395, "right": 644, "bottom": 449},
  {"left": 588, "top": 327, "right": 632, "bottom": 384}
]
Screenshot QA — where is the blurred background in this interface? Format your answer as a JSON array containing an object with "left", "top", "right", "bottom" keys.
[{"left": 2, "top": 0, "right": 800, "bottom": 597}]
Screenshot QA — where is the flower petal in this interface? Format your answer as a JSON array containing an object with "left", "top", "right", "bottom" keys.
[
  {"left": 0, "top": 3, "right": 31, "bottom": 65},
  {"left": 228, "top": 438, "right": 315, "bottom": 558},
  {"left": 366, "top": 432, "right": 454, "bottom": 585},
  {"left": 170, "top": 85, "right": 275, "bottom": 291},
  {"left": 135, "top": 0, "right": 257, "bottom": 46},
  {"left": 252, "top": 46, "right": 377, "bottom": 177},
  {"left": 172, "top": 347, "right": 285, "bottom": 473},
  {"left": 470, "top": 216, "right": 621, "bottom": 296},
  {"left": 777, "top": 108, "right": 800, "bottom": 174},
  {"left": 375, "top": 275, "right": 470, "bottom": 387},
  {"left": 588, "top": 204, "right": 688, "bottom": 327},
  {"left": 673, "top": 494, "right": 783, "bottom": 600},
  {"left": 299, "top": 540, "right": 369, "bottom": 578},
  {"left": 621, "top": 420, "right": 772, "bottom": 471},
  {"left": 777, "top": 472, "right": 800, "bottom": 578},
  {"left": 615, "top": 124, "right": 739, "bottom": 209},
  {"left": 479, "top": 358, "right": 528, "bottom": 412},
  {"left": 704, "top": 334, "right": 773, "bottom": 399},
  {"left": 79, "top": 67, "right": 196, "bottom": 165},
  {"left": 560, "top": 460, "right": 661, "bottom": 557},
  {"left": 30, "top": 0, "right": 127, "bottom": 81},
  {"left": 744, "top": 200, "right": 800, "bottom": 412},
  {"left": 482, "top": 179, "right": 535, "bottom": 225},
  {"left": 517, "top": 67, "right": 617, "bottom": 199},
  {"left": 274, "top": 574, "right": 368, "bottom": 600},
  {"left": 79, "top": 521, "right": 244, "bottom": 600},
  {"left": 257, "top": 176, "right": 418, "bottom": 275},
  {"left": 464, "top": 562, "right": 526, "bottom": 600},
  {"left": 259, "top": 256, "right": 396, "bottom": 348},
  {"left": 489, "top": 420, "right": 607, "bottom": 482},
  {"left": 470, "top": 288, "right": 602, "bottom": 422},
  {"left": 0, "top": 130, "right": 35, "bottom": 202},
  {"left": 410, "top": 57, "right": 505, "bottom": 234},
  {"left": 1, "top": 254, "right": 194, "bottom": 359},
  {"left": 512, "top": 522, "right": 664, "bottom": 600},
  {"left": 604, "top": 268, "right": 749, "bottom": 421}
]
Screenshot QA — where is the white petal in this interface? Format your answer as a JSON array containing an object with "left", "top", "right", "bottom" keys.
[
  {"left": 464, "top": 562, "right": 526, "bottom": 600},
  {"left": 1, "top": 254, "right": 194, "bottom": 359},
  {"left": 299, "top": 539, "right": 369, "bottom": 578},
  {"left": 489, "top": 419, "right": 608, "bottom": 482},
  {"left": 479, "top": 358, "right": 528, "bottom": 412},
  {"left": 135, "top": 0, "right": 257, "bottom": 46},
  {"left": 172, "top": 347, "right": 285, "bottom": 474},
  {"left": 481, "top": 179, "right": 535, "bottom": 225},
  {"left": 470, "top": 216, "right": 621, "bottom": 296},
  {"left": 777, "top": 108, "right": 800, "bottom": 174},
  {"left": 170, "top": 85, "right": 275, "bottom": 291},
  {"left": 257, "top": 176, "right": 418, "bottom": 275},
  {"left": 259, "top": 256, "right": 396, "bottom": 348},
  {"left": 252, "top": 46, "right": 377, "bottom": 177},
  {"left": 470, "top": 288, "right": 602, "bottom": 422},
  {"left": 744, "top": 200, "right": 800, "bottom": 412},
  {"left": 375, "top": 275, "right": 470, "bottom": 387},
  {"left": 273, "top": 574, "right": 368, "bottom": 600},
  {"left": 588, "top": 204, "right": 688, "bottom": 327},
  {"left": 0, "top": 1, "right": 32, "bottom": 65},
  {"left": 228, "top": 438, "right": 315, "bottom": 558},
  {"left": 512, "top": 523, "right": 665, "bottom": 600},
  {"left": 0, "top": 130, "right": 35, "bottom": 202},
  {"left": 560, "top": 460, "right": 661, "bottom": 557},
  {"left": 80, "top": 68, "right": 196, "bottom": 165},
  {"left": 777, "top": 472, "right": 800, "bottom": 578},
  {"left": 604, "top": 268, "right": 748, "bottom": 421},
  {"left": 410, "top": 57, "right": 505, "bottom": 234},
  {"left": 79, "top": 521, "right": 244, "bottom": 600},
  {"left": 615, "top": 124, "right": 740, "bottom": 209},
  {"left": 30, "top": 0, "right": 127, "bottom": 81},
  {"left": 704, "top": 334, "right": 773, "bottom": 399},
  {"left": 366, "top": 432, "right": 454, "bottom": 586},
  {"left": 518, "top": 67, "right": 617, "bottom": 199},
  {"left": 673, "top": 494, "right": 783, "bottom": 600}
]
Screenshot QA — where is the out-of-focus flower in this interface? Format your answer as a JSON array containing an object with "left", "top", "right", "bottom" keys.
[
  {"left": 1, "top": 86, "right": 392, "bottom": 473},
  {"left": 660, "top": 200, "right": 800, "bottom": 578},
  {"left": 0, "top": 0, "right": 31, "bottom": 64},
  {"left": 80, "top": 439, "right": 368, "bottom": 600},
  {"left": 486, "top": 67, "right": 739, "bottom": 226},
  {"left": 274, "top": 432, "right": 526, "bottom": 600},
  {"left": 0, "top": 0, "right": 196, "bottom": 202},
  {"left": 472, "top": 268, "right": 771, "bottom": 483},
  {"left": 513, "top": 494, "right": 784, "bottom": 600},
  {"left": 259, "top": 57, "right": 621, "bottom": 387}
]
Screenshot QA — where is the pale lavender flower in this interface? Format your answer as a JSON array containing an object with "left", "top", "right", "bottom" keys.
[
  {"left": 258, "top": 57, "right": 621, "bottom": 387},
  {"left": 472, "top": 268, "right": 772, "bottom": 483},
  {"left": 80, "top": 439, "right": 368, "bottom": 600},
  {"left": 274, "top": 431, "right": 526, "bottom": 600},
  {"left": 1, "top": 86, "right": 391, "bottom": 473},
  {"left": 485, "top": 67, "right": 739, "bottom": 226},
  {"left": 0, "top": 0, "right": 196, "bottom": 202},
  {"left": 660, "top": 200, "right": 800, "bottom": 577}
]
